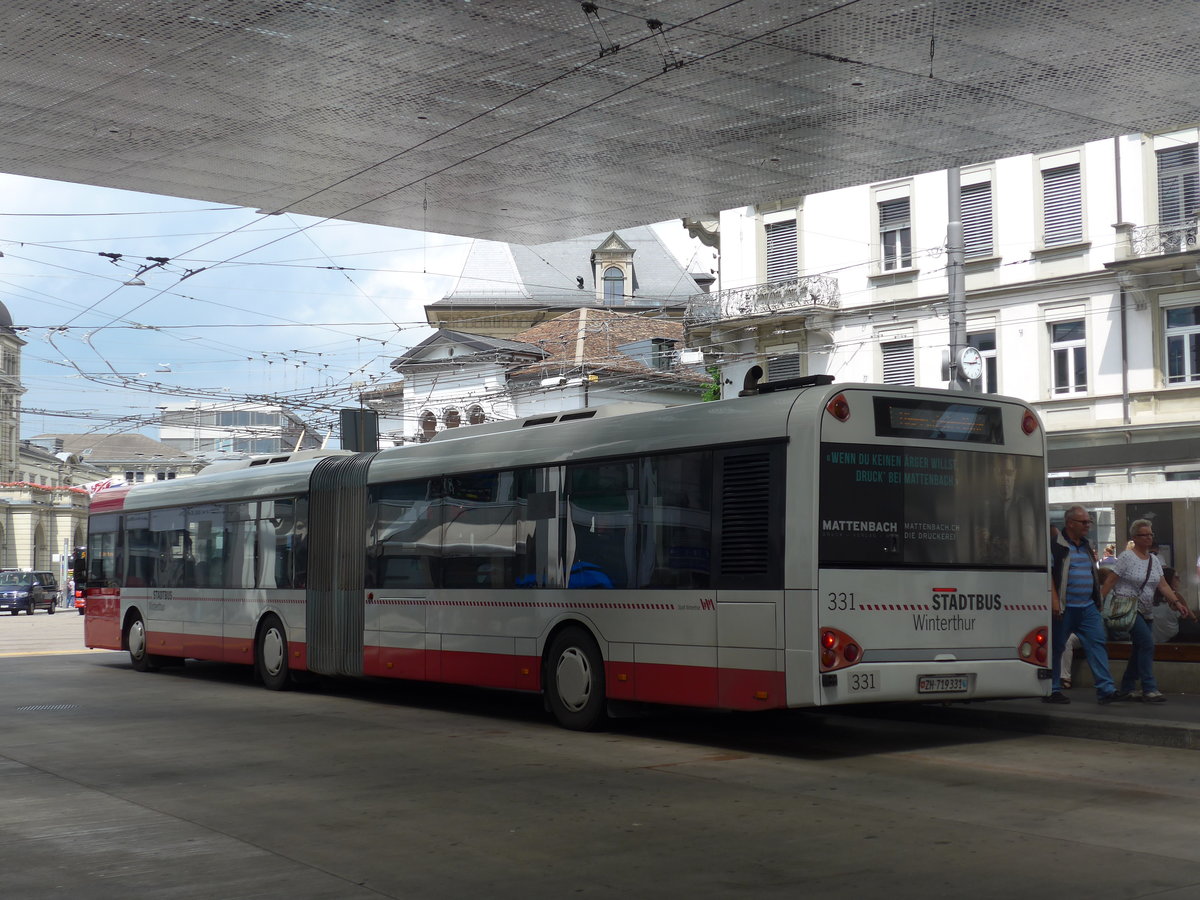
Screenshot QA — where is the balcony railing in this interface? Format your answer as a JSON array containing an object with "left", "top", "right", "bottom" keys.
[
  {"left": 686, "top": 274, "right": 840, "bottom": 327},
  {"left": 1126, "top": 220, "right": 1199, "bottom": 257}
]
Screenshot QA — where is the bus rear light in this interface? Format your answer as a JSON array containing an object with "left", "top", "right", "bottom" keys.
[
  {"left": 1018, "top": 626, "right": 1049, "bottom": 665},
  {"left": 825, "top": 393, "right": 851, "bottom": 422},
  {"left": 819, "top": 627, "right": 863, "bottom": 672},
  {"left": 1021, "top": 410, "right": 1039, "bottom": 435}
]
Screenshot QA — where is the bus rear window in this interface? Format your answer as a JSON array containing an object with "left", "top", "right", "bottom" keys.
[
  {"left": 818, "top": 443, "right": 1046, "bottom": 569},
  {"left": 873, "top": 397, "right": 1004, "bottom": 444}
]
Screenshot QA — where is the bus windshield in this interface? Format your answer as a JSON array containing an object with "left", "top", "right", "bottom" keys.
[{"left": 818, "top": 443, "right": 1046, "bottom": 569}]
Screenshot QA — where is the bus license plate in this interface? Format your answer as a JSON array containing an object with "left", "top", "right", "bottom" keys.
[{"left": 917, "top": 675, "right": 968, "bottom": 694}]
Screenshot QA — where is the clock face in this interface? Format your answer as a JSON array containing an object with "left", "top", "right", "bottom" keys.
[{"left": 959, "top": 346, "right": 984, "bottom": 381}]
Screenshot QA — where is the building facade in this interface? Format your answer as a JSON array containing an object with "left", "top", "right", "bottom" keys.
[
  {"left": 28, "top": 433, "right": 204, "bottom": 485},
  {"left": 157, "top": 403, "right": 322, "bottom": 458},
  {"left": 697, "top": 128, "right": 1200, "bottom": 579},
  {"left": 426, "top": 226, "right": 711, "bottom": 339},
  {"left": 370, "top": 310, "right": 707, "bottom": 444},
  {"left": 0, "top": 302, "right": 97, "bottom": 576}
]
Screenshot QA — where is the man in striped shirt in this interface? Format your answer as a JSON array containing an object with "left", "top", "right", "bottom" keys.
[{"left": 1047, "top": 505, "right": 1117, "bottom": 704}]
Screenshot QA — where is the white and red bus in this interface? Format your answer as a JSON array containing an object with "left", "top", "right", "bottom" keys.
[{"left": 83, "top": 378, "right": 1050, "bottom": 729}]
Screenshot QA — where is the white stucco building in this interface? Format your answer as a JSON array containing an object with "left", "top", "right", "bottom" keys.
[{"left": 694, "top": 128, "right": 1200, "bottom": 564}]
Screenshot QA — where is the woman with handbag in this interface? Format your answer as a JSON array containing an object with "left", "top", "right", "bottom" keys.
[{"left": 1100, "top": 519, "right": 1195, "bottom": 702}]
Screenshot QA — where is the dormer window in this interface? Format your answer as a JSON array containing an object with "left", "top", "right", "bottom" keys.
[{"left": 591, "top": 232, "right": 635, "bottom": 304}]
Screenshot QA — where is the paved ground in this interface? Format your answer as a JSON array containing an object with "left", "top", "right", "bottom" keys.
[
  {"left": 5, "top": 611, "right": 1200, "bottom": 751},
  {"left": 5, "top": 614, "right": 1200, "bottom": 898}
]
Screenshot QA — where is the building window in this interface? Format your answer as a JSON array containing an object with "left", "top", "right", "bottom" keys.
[
  {"left": 881, "top": 338, "right": 915, "bottom": 385},
  {"left": 968, "top": 332, "right": 998, "bottom": 393},
  {"left": 764, "top": 219, "right": 797, "bottom": 282},
  {"left": 879, "top": 198, "right": 912, "bottom": 271},
  {"left": 1165, "top": 304, "right": 1200, "bottom": 384},
  {"left": 603, "top": 267, "right": 624, "bottom": 303},
  {"left": 1158, "top": 144, "right": 1199, "bottom": 224},
  {"left": 962, "top": 182, "right": 994, "bottom": 259},
  {"left": 468, "top": 405, "right": 485, "bottom": 425},
  {"left": 444, "top": 409, "right": 461, "bottom": 429},
  {"left": 1050, "top": 320, "right": 1087, "bottom": 394},
  {"left": 419, "top": 411, "right": 437, "bottom": 443},
  {"left": 766, "top": 350, "right": 801, "bottom": 380},
  {"left": 1157, "top": 144, "right": 1199, "bottom": 252},
  {"left": 1042, "top": 164, "right": 1082, "bottom": 246}
]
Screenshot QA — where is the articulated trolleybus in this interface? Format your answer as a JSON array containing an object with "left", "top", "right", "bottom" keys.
[{"left": 83, "top": 378, "right": 1050, "bottom": 729}]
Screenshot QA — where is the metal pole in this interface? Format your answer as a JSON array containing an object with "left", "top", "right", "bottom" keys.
[{"left": 946, "top": 167, "right": 969, "bottom": 390}]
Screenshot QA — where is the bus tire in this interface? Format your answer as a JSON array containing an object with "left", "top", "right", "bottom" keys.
[
  {"left": 127, "top": 614, "right": 159, "bottom": 672},
  {"left": 256, "top": 614, "right": 291, "bottom": 691},
  {"left": 545, "top": 626, "right": 607, "bottom": 731}
]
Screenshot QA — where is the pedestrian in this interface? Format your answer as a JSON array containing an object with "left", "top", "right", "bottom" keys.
[
  {"left": 1047, "top": 506, "right": 1119, "bottom": 704},
  {"left": 1100, "top": 520, "right": 1195, "bottom": 702}
]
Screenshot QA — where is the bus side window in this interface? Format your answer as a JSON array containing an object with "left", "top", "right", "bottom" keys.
[
  {"left": 566, "top": 460, "right": 636, "bottom": 589},
  {"left": 370, "top": 480, "right": 439, "bottom": 589}
]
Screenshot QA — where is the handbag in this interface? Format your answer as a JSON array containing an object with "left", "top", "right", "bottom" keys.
[
  {"left": 1103, "top": 593, "right": 1139, "bottom": 635},
  {"left": 1103, "top": 556, "right": 1153, "bottom": 637}
]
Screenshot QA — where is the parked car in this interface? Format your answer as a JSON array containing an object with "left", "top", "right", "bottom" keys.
[{"left": 0, "top": 571, "right": 60, "bottom": 615}]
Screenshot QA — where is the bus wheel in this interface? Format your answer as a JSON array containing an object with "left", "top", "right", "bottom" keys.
[
  {"left": 127, "top": 615, "right": 158, "bottom": 672},
  {"left": 256, "top": 615, "right": 291, "bottom": 691},
  {"left": 545, "top": 626, "right": 607, "bottom": 731}
]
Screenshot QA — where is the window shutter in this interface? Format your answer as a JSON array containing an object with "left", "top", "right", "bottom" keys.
[
  {"left": 881, "top": 339, "right": 916, "bottom": 385},
  {"left": 765, "top": 219, "right": 797, "bottom": 282},
  {"left": 879, "top": 197, "right": 910, "bottom": 230},
  {"left": 767, "top": 351, "right": 801, "bottom": 380},
  {"left": 1157, "top": 144, "right": 1199, "bottom": 225},
  {"left": 961, "top": 182, "right": 993, "bottom": 258},
  {"left": 1042, "top": 164, "right": 1082, "bottom": 246}
]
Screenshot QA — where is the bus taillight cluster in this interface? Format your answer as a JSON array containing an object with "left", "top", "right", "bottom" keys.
[
  {"left": 819, "top": 627, "right": 862, "bottom": 671},
  {"left": 1017, "top": 626, "right": 1049, "bottom": 665}
]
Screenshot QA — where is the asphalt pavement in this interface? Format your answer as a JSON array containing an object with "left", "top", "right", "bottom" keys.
[{"left": 6, "top": 611, "right": 1200, "bottom": 750}]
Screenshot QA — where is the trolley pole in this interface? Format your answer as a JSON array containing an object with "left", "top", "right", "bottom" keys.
[{"left": 946, "top": 167, "right": 969, "bottom": 391}]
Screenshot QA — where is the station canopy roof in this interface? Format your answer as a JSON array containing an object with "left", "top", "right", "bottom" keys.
[{"left": 3, "top": 0, "right": 1200, "bottom": 244}]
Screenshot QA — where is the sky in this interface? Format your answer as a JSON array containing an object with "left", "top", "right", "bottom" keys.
[{"left": 1, "top": 173, "right": 712, "bottom": 446}]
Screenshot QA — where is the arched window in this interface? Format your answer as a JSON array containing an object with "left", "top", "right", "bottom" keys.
[
  {"left": 467, "top": 405, "right": 485, "bottom": 425},
  {"left": 419, "top": 411, "right": 437, "bottom": 442},
  {"left": 444, "top": 408, "right": 461, "bottom": 429},
  {"left": 603, "top": 266, "right": 624, "bottom": 304}
]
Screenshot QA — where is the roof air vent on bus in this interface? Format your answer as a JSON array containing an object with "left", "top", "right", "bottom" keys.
[{"left": 738, "top": 365, "right": 764, "bottom": 397}]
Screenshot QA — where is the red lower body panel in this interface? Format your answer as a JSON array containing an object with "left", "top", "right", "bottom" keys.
[{"left": 93, "top": 621, "right": 786, "bottom": 712}]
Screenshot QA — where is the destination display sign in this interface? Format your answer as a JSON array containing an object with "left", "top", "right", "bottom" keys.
[
  {"left": 818, "top": 443, "right": 1045, "bottom": 568},
  {"left": 873, "top": 397, "right": 1004, "bottom": 444}
]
